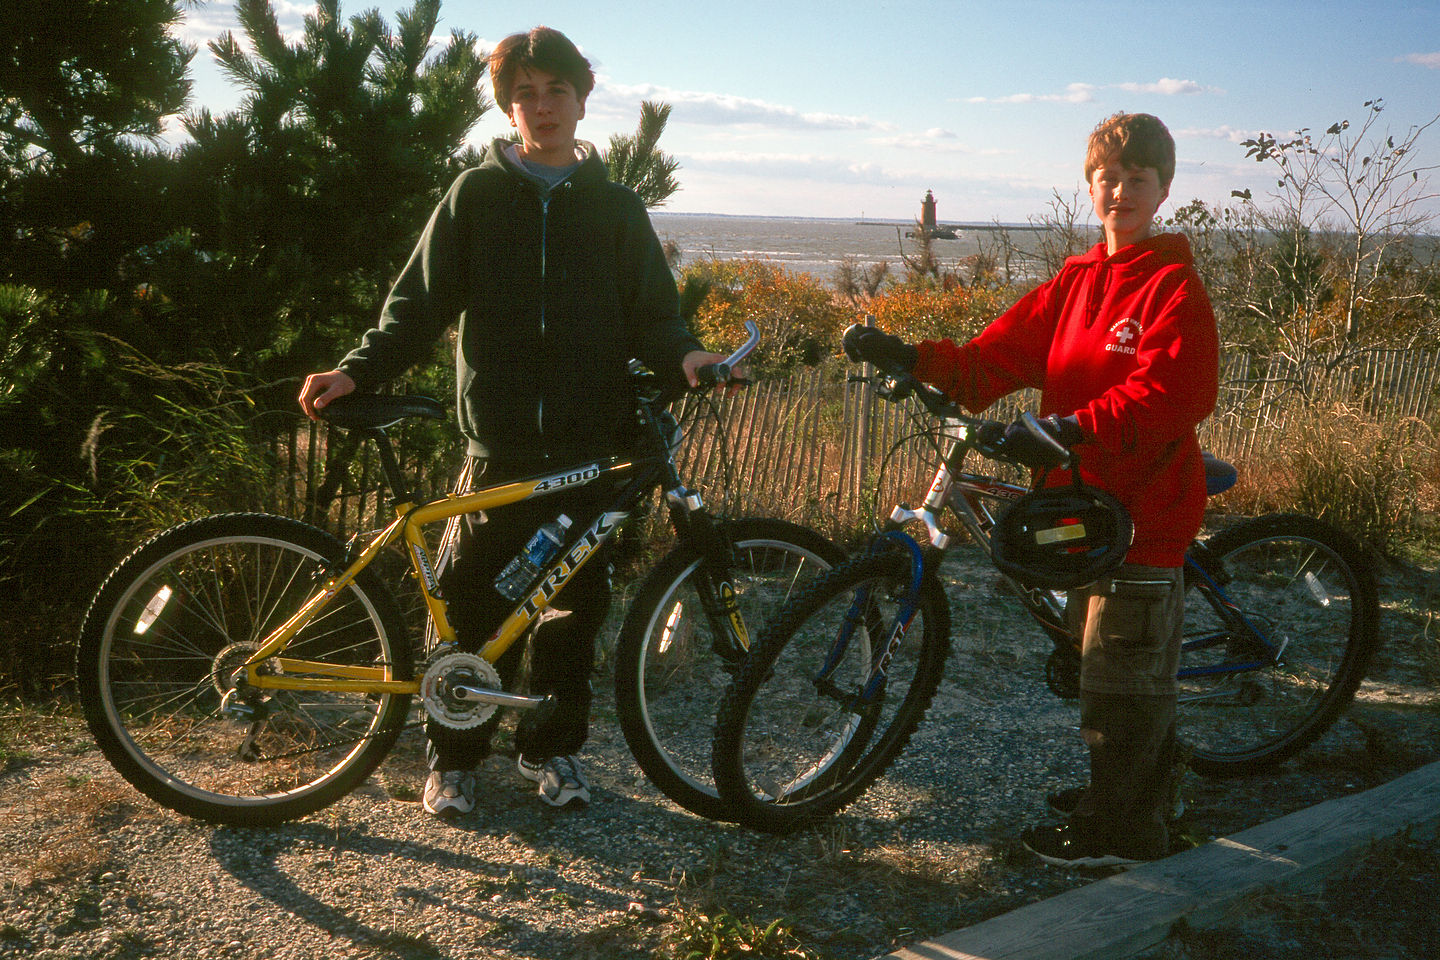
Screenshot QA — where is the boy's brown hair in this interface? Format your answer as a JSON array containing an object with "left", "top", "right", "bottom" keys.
[
  {"left": 489, "top": 26, "right": 595, "bottom": 113},
  {"left": 1084, "top": 113, "right": 1176, "bottom": 189}
]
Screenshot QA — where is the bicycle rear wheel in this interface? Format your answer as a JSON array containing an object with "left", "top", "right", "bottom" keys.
[
  {"left": 77, "top": 513, "right": 412, "bottom": 825},
  {"left": 614, "top": 518, "right": 845, "bottom": 821},
  {"left": 711, "top": 547, "right": 950, "bottom": 833},
  {"left": 1181, "top": 513, "right": 1380, "bottom": 777}
]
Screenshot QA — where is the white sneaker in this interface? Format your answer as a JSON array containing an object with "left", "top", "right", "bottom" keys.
[
  {"left": 422, "top": 769, "right": 476, "bottom": 819},
  {"left": 517, "top": 754, "right": 590, "bottom": 807}
]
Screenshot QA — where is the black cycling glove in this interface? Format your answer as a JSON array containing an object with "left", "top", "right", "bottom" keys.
[
  {"left": 996, "top": 414, "right": 1085, "bottom": 469},
  {"left": 842, "top": 324, "right": 918, "bottom": 372}
]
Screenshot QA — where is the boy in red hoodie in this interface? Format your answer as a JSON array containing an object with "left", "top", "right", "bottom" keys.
[{"left": 847, "top": 113, "right": 1219, "bottom": 866}]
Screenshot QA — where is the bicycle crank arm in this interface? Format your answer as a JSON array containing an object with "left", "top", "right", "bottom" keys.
[{"left": 450, "top": 685, "right": 552, "bottom": 711}]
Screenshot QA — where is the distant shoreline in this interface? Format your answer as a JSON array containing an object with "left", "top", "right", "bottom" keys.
[{"left": 652, "top": 211, "right": 1056, "bottom": 232}]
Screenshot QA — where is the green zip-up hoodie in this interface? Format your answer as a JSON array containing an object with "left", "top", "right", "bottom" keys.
[{"left": 339, "top": 139, "right": 702, "bottom": 468}]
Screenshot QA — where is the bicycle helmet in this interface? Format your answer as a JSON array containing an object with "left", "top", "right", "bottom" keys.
[{"left": 991, "top": 484, "right": 1133, "bottom": 590}]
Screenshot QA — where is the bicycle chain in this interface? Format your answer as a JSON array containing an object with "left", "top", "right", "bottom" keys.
[{"left": 235, "top": 719, "right": 427, "bottom": 763}]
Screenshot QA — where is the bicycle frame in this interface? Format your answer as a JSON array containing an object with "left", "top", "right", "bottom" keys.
[
  {"left": 241, "top": 454, "right": 665, "bottom": 697},
  {"left": 880, "top": 405, "right": 1285, "bottom": 687},
  {"left": 240, "top": 321, "right": 763, "bottom": 703}
]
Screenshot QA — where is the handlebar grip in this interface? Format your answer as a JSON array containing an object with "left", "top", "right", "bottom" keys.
[
  {"left": 1019, "top": 412, "right": 1074, "bottom": 469},
  {"left": 695, "top": 362, "right": 730, "bottom": 389}
]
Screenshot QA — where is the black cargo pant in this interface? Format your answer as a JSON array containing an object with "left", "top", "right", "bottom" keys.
[
  {"left": 1065, "top": 563, "right": 1185, "bottom": 859},
  {"left": 426, "top": 458, "right": 612, "bottom": 771}
]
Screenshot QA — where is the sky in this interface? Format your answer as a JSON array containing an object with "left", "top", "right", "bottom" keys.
[{"left": 173, "top": 0, "right": 1440, "bottom": 224}]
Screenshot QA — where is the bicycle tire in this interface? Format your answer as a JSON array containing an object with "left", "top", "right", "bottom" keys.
[
  {"left": 711, "top": 547, "right": 951, "bottom": 833},
  {"left": 613, "top": 518, "right": 845, "bottom": 821},
  {"left": 1181, "top": 513, "right": 1380, "bottom": 777},
  {"left": 77, "top": 513, "right": 413, "bottom": 825}
]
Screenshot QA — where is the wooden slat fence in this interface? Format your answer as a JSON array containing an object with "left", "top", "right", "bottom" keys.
[{"left": 281, "top": 348, "right": 1440, "bottom": 540}]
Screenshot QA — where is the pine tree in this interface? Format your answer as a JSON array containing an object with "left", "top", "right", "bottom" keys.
[
  {"left": 603, "top": 101, "right": 681, "bottom": 208},
  {"left": 0, "top": 0, "right": 192, "bottom": 172},
  {"left": 0, "top": 0, "right": 194, "bottom": 289},
  {"left": 174, "top": 0, "right": 489, "bottom": 373}
]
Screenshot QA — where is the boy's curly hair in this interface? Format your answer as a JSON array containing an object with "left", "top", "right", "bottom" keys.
[{"left": 1084, "top": 113, "right": 1176, "bottom": 188}]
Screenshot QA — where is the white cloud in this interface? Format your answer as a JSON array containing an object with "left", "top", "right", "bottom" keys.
[
  {"left": 174, "top": 0, "right": 309, "bottom": 49},
  {"left": 594, "top": 81, "right": 890, "bottom": 131},
  {"left": 681, "top": 150, "right": 893, "bottom": 183},
  {"left": 1399, "top": 52, "right": 1440, "bottom": 69},
  {"left": 1175, "top": 124, "right": 1256, "bottom": 143},
  {"left": 966, "top": 78, "right": 1218, "bottom": 104},
  {"left": 666, "top": 149, "right": 1083, "bottom": 220},
  {"left": 966, "top": 82, "right": 1097, "bottom": 105},
  {"left": 1117, "top": 77, "right": 1222, "bottom": 96},
  {"left": 866, "top": 128, "right": 1017, "bottom": 158},
  {"left": 679, "top": 148, "right": 1061, "bottom": 200}
]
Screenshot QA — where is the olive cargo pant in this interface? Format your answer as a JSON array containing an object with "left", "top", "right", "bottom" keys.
[{"left": 1065, "top": 563, "right": 1185, "bottom": 859}]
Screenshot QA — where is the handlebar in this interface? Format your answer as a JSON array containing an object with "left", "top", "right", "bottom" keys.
[
  {"left": 694, "top": 320, "right": 760, "bottom": 389},
  {"left": 866, "top": 364, "right": 989, "bottom": 434},
  {"left": 859, "top": 363, "right": 1067, "bottom": 472},
  {"left": 1018, "top": 411, "right": 1075, "bottom": 470}
]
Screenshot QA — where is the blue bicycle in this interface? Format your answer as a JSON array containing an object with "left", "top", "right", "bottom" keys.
[{"left": 711, "top": 365, "right": 1381, "bottom": 833}]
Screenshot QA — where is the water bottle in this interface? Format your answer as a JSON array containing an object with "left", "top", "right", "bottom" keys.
[{"left": 493, "top": 514, "right": 572, "bottom": 601}]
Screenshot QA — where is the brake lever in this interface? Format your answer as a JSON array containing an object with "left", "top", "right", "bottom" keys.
[
  {"left": 875, "top": 373, "right": 915, "bottom": 401},
  {"left": 1019, "top": 411, "right": 1074, "bottom": 470}
]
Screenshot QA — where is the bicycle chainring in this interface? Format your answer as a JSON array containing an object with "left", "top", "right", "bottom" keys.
[{"left": 420, "top": 651, "right": 503, "bottom": 730}]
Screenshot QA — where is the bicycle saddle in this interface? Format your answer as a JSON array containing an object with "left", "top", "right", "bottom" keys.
[
  {"left": 1203, "top": 452, "right": 1238, "bottom": 496},
  {"left": 319, "top": 394, "right": 448, "bottom": 430}
]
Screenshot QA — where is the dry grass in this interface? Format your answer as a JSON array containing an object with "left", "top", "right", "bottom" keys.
[
  {"left": 659, "top": 824, "right": 1021, "bottom": 960},
  {"left": 7, "top": 768, "right": 157, "bottom": 889},
  {"left": 1227, "top": 402, "right": 1437, "bottom": 556}
]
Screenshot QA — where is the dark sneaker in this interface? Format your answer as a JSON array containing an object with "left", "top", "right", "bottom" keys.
[
  {"left": 517, "top": 754, "right": 590, "bottom": 807},
  {"left": 1021, "top": 822, "right": 1161, "bottom": 869},
  {"left": 1046, "top": 785, "right": 1185, "bottom": 820},
  {"left": 422, "top": 769, "right": 476, "bottom": 819},
  {"left": 1046, "top": 786, "right": 1087, "bottom": 818}
]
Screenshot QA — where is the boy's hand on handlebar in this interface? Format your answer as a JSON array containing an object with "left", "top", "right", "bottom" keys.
[
  {"left": 842, "top": 324, "right": 918, "bottom": 373},
  {"left": 683, "top": 350, "right": 747, "bottom": 390},
  {"left": 299, "top": 370, "right": 356, "bottom": 420},
  {"left": 993, "top": 414, "right": 1085, "bottom": 469}
]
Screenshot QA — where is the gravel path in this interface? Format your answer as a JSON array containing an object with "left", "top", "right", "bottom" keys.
[{"left": 4, "top": 550, "right": 1438, "bottom": 960}]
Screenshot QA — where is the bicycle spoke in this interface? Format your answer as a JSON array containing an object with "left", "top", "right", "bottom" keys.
[
  {"left": 79, "top": 515, "right": 412, "bottom": 824},
  {"left": 1180, "top": 515, "right": 1377, "bottom": 775}
]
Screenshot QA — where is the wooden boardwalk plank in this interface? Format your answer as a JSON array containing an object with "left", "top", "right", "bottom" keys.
[{"left": 882, "top": 759, "right": 1440, "bottom": 960}]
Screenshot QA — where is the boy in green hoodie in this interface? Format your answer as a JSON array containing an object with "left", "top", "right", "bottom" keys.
[{"left": 300, "top": 26, "right": 721, "bottom": 819}]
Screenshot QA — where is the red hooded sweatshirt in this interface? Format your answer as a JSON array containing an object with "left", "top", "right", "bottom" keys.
[{"left": 912, "top": 233, "right": 1219, "bottom": 567}]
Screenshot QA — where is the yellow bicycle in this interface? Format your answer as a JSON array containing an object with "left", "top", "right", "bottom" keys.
[{"left": 77, "top": 323, "right": 841, "bottom": 825}]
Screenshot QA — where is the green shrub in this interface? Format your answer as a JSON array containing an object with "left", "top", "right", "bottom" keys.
[
  {"left": 682, "top": 259, "right": 851, "bottom": 375},
  {"left": 861, "top": 280, "right": 1013, "bottom": 345},
  {"left": 0, "top": 284, "right": 285, "bottom": 695}
]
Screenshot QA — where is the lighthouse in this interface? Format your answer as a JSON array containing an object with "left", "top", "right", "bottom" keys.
[{"left": 908, "top": 190, "right": 957, "bottom": 240}]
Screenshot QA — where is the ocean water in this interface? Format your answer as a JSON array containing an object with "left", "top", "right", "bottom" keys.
[{"left": 648, "top": 211, "right": 1053, "bottom": 283}]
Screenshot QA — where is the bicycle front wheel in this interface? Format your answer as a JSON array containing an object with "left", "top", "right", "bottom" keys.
[
  {"left": 1181, "top": 513, "right": 1380, "bottom": 777},
  {"left": 614, "top": 518, "right": 845, "bottom": 821},
  {"left": 712, "top": 547, "right": 951, "bottom": 833},
  {"left": 77, "top": 513, "right": 413, "bottom": 825}
]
